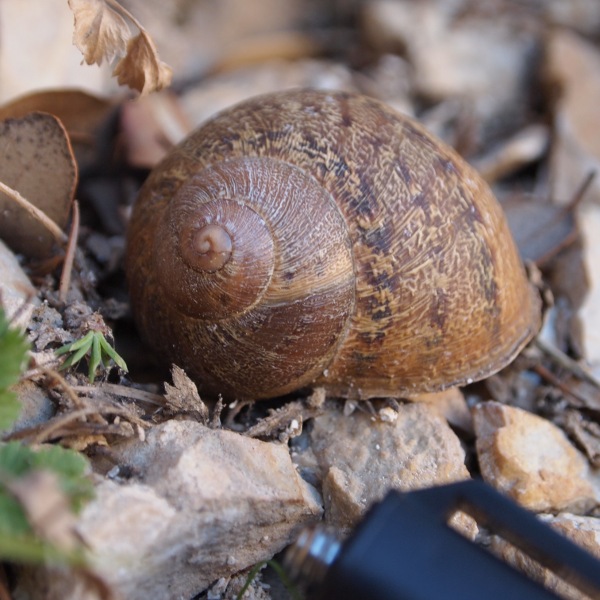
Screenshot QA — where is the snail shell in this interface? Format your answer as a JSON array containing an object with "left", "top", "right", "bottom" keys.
[{"left": 126, "top": 89, "right": 541, "bottom": 400}]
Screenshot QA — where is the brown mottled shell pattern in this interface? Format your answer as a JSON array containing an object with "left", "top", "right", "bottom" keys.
[{"left": 126, "top": 89, "right": 541, "bottom": 400}]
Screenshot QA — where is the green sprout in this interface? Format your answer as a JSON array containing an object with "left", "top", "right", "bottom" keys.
[
  {"left": 0, "top": 307, "right": 29, "bottom": 429},
  {"left": 56, "top": 330, "right": 128, "bottom": 382},
  {"left": 0, "top": 305, "right": 94, "bottom": 567},
  {"left": 236, "top": 559, "right": 302, "bottom": 600}
]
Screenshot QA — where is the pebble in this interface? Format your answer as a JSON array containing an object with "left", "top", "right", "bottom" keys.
[{"left": 473, "top": 401, "right": 597, "bottom": 512}]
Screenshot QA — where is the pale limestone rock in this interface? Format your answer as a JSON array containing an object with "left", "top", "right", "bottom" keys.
[
  {"left": 6, "top": 380, "right": 55, "bottom": 436},
  {"left": 406, "top": 387, "right": 473, "bottom": 434},
  {"left": 309, "top": 402, "right": 474, "bottom": 536},
  {"left": 473, "top": 402, "right": 597, "bottom": 512},
  {"left": 491, "top": 513, "right": 600, "bottom": 600},
  {"left": 0, "top": 238, "right": 38, "bottom": 328},
  {"left": 16, "top": 420, "right": 322, "bottom": 600}
]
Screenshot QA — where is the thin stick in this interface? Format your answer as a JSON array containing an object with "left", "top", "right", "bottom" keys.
[
  {"left": 105, "top": 0, "right": 146, "bottom": 32},
  {"left": 73, "top": 383, "right": 166, "bottom": 406},
  {"left": 59, "top": 200, "right": 80, "bottom": 302},
  {"left": 566, "top": 171, "right": 597, "bottom": 211},
  {"left": 535, "top": 337, "right": 600, "bottom": 389},
  {"left": 0, "top": 180, "right": 67, "bottom": 244}
]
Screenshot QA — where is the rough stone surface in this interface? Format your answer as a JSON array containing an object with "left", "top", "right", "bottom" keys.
[
  {"left": 7, "top": 380, "right": 56, "bottom": 436},
  {"left": 15, "top": 420, "right": 322, "bottom": 600},
  {"left": 406, "top": 387, "right": 473, "bottom": 434},
  {"left": 0, "top": 237, "right": 39, "bottom": 328},
  {"left": 308, "top": 402, "right": 474, "bottom": 536},
  {"left": 473, "top": 402, "right": 597, "bottom": 512},
  {"left": 491, "top": 513, "right": 600, "bottom": 600}
]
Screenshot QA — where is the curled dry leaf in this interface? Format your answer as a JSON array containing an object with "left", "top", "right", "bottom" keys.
[
  {"left": 113, "top": 31, "right": 173, "bottom": 96},
  {"left": 163, "top": 365, "right": 209, "bottom": 423},
  {"left": 67, "top": 0, "right": 172, "bottom": 96},
  {"left": 0, "top": 113, "right": 77, "bottom": 259},
  {"left": 0, "top": 89, "right": 114, "bottom": 169},
  {"left": 68, "top": 0, "right": 129, "bottom": 66}
]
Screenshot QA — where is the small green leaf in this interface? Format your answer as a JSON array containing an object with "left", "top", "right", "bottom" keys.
[
  {"left": 0, "top": 531, "right": 86, "bottom": 566},
  {"left": 0, "top": 306, "right": 29, "bottom": 430},
  {"left": 99, "top": 335, "right": 128, "bottom": 371},
  {"left": 56, "top": 331, "right": 94, "bottom": 356},
  {"left": 0, "top": 441, "right": 35, "bottom": 477},
  {"left": 236, "top": 559, "right": 302, "bottom": 600},
  {"left": 0, "top": 442, "right": 93, "bottom": 514},
  {"left": 30, "top": 445, "right": 94, "bottom": 511},
  {"left": 0, "top": 488, "right": 31, "bottom": 536},
  {"left": 0, "top": 390, "right": 21, "bottom": 431},
  {"left": 88, "top": 334, "right": 102, "bottom": 382},
  {"left": 56, "top": 330, "right": 128, "bottom": 382}
]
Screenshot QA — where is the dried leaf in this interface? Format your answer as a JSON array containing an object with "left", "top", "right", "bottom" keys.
[
  {"left": 68, "top": 0, "right": 129, "bottom": 66},
  {"left": 502, "top": 196, "right": 578, "bottom": 265},
  {"left": 112, "top": 31, "right": 173, "bottom": 96},
  {"left": 0, "top": 90, "right": 114, "bottom": 169},
  {"left": 163, "top": 365, "right": 209, "bottom": 423},
  {"left": 0, "top": 113, "right": 77, "bottom": 258}
]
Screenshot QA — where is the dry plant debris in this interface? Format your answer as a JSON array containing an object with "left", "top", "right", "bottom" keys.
[
  {"left": 3, "top": 1, "right": 600, "bottom": 599},
  {"left": 0, "top": 113, "right": 76, "bottom": 258},
  {"left": 68, "top": 0, "right": 172, "bottom": 95}
]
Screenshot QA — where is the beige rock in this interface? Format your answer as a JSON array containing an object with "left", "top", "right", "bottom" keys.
[
  {"left": 473, "top": 402, "right": 596, "bottom": 512},
  {"left": 406, "top": 387, "right": 473, "bottom": 434},
  {"left": 16, "top": 420, "right": 322, "bottom": 600},
  {"left": 7, "top": 380, "right": 55, "bottom": 436},
  {"left": 309, "top": 402, "right": 474, "bottom": 536},
  {"left": 0, "top": 238, "right": 38, "bottom": 329},
  {"left": 491, "top": 513, "right": 600, "bottom": 600}
]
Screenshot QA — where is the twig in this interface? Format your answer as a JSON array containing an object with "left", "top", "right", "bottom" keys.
[
  {"left": 31, "top": 407, "right": 107, "bottom": 444},
  {"left": 534, "top": 337, "right": 600, "bottom": 389},
  {"left": 72, "top": 383, "right": 166, "bottom": 406},
  {"left": 59, "top": 200, "right": 80, "bottom": 303},
  {"left": 41, "top": 367, "right": 87, "bottom": 410},
  {"left": 532, "top": 363, "right": 590, "bottom": 407},
  {"left": 105, "top": 0, "right": 146, "bottom": 32},
  {"left": 0, "top": 180, "right": 67, "bottom": 244},
  {"left": 566, "top": 170, "right": 596, "bottom": 211}
]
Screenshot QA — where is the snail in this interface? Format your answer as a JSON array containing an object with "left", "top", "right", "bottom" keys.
[{"left": 126, "top": 89, "right": 541, "bottom": 400}]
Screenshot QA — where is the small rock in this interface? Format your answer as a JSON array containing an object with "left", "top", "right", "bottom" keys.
[
  {"left": 473, "top": 402, "right": 596, "bottom": 512},
  {"left": 6, "top": 380, "right": 55, "bottom": 436},
  {"left": 309, "top": 402, "right": 475, "bottom": 537},
  {"left": 17, "top": 420, "right": 322, "bottom": 600},
  {"left": 406, "top": 387, "right": 473, "bottom": 434},
  {"left": 491, "top": 512, "right": 600, "bottom": 600},
  {"left": 0, "top": 238, "right": 39, "bottom": 329}
]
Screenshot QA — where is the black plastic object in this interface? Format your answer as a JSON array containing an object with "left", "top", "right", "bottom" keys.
[{"left": 288, "top": 480, "right": 600, "bottom": 600}]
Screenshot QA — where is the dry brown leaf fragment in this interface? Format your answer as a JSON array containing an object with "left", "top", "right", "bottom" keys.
[
  {"left": 113, "top": 31, "right": 173, "bottom": 96},
  {"left": 163, "top": 365, "right": 209, "bottom": 423},
  {"left": 68, "top": 0, "right": 172, "bottom": 95},
  {"left": 0, "top": 112, "right": 77, "bottom": 258},
  {"left": 68, "top": 0, "right": 129, "bottom": 66}
]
